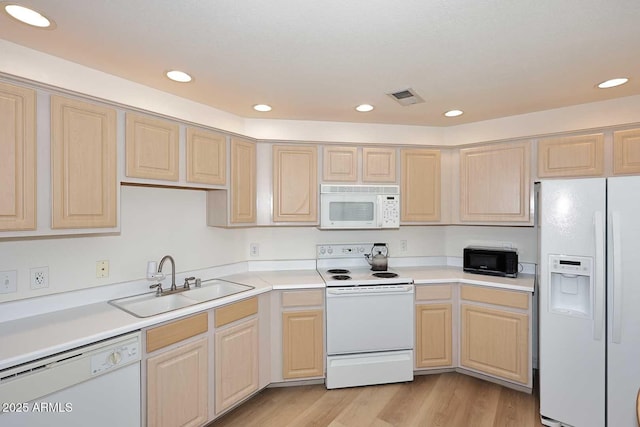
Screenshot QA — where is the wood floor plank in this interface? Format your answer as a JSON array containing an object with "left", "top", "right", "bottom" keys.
[{"left": 208, "top": 372, "right": 543, "bottom": 427}]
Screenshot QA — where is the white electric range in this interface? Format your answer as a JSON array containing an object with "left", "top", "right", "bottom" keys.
[{"left": 317, "top": 243, "right": 415, "bottom": 389}]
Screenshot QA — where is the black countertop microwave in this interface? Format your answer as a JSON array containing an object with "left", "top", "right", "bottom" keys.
[{"left": 463, "top": 246, "right": 519, "bottom": 278}]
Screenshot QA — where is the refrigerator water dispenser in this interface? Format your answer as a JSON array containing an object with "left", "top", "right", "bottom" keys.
[{"left": 548, "top": 255, "right": 593, "bottom": 318}]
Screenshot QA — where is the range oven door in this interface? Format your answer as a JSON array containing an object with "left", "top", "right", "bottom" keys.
[{"left": 326, "top": 284, "right": 414, "bottom": 355}]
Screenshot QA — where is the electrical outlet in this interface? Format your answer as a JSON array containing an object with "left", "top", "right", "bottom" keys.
[
  {"left": 0, "top": 270, "right": 17, "bottom": 294},
  {"left": 30, "top": 267, "right": 49, "bottom": 289},
  {"left": 250, "top": 243, "right": 259, "bottom": 257},
  {"left": 400, "top": 240, "right": 408, "bottom": 252},
  {"left": 96, "top": 260, "right": 109, "bottom": 278}
]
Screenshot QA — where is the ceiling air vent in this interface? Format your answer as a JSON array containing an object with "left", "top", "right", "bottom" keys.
[{"left": 387, "top": 88, "right": 424, "bottom": 106}]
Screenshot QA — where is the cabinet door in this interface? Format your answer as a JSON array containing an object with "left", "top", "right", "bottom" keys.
[
  {"left": 323, "top": 146, "right": 357, "bottom": 181},
  {"left": 272, "top": 145, "right": 318, "bottom": 222},
  {"left": 215, "top": 318, "right": 259, "bottom": 414},
  {"left": 282, "top": 310, "right": 324, "bottom": 379},
  {"left": 613, "top": 128, "right": 640, "bottom": 175},
  {"left": 126, "top": 112, "right": 179, "bottom": 181},
  {"left": 415, "top": 303, "right": 452, "bottom": 368},
  {"left": 459, "top": 142, "right": 530, "bottom": 223},
  {"left": 186, "top": 127, "right": 226, "bottom": 185},
  {"left": 363, "top": 147, "right": 396, "bottom": 182},
  {"left": 51, "top": 96, "right": 117, "bottom": 228},
  {"left": 147, "top": 337, "right": 209, "bottom": 427},
  {"left": 460, "top": 304, "right": 529, "bottom": 384},
  {"left": 0, "top": 82, "right": 36, "bottom": 231},
  {"left": 231, "top": 138, "right": 256, "bottom": 223},
  {"left": 538, "top": 133, "right": 604, "bottom": 178},
  {"left": 401, "top": 149, "right": 440, "bottom": 222}
]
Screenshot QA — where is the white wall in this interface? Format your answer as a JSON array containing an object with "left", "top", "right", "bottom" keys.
[
  {"left": 0, "top": 186, "right": 245, "bottom": 302},
  {"left": 444, "top": 226, "right": 537, "bottom": 262}
]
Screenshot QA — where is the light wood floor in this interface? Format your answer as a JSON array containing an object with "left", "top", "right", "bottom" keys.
[{"left": 209, "top": 372, "right": 543, "bottom": 427}]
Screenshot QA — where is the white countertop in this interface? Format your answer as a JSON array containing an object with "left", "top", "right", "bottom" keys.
[{"left": 0, "top": 264, "right": 534, "bottom": 371}]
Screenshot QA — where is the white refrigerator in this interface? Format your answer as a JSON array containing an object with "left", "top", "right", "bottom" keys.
[{"left": 539, "top": 177, "right": 640, "bottom": 427}]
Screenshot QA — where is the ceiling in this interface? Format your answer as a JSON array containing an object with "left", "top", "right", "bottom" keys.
[{"left": 1, "top": 0, "right": 639, "bottom": 126}]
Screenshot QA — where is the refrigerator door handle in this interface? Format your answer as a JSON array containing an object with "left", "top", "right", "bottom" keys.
[
  {"left": 611, "top": 211, "right": 623, "bottom": 344},
  {"left": 593, "top": 211, "right": 605, "bottom": 341}
]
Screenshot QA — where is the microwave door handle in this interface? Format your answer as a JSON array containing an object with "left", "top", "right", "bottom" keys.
[{"left": 376, "top": 195, "right": 383, "bottom": 227}]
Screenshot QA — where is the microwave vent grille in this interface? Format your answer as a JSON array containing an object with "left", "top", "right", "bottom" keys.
[{"left": 321, "top": 184, "right": 399, "bottom": 195}]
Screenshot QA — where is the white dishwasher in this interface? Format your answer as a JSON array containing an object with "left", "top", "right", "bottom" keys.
[{"left": 0, "top": 332, "right": 141, "bottom": 427}]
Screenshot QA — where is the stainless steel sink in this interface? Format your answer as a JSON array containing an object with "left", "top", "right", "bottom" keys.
[{"left": 109, "top": 279, "right": 254, "bottom": 318}]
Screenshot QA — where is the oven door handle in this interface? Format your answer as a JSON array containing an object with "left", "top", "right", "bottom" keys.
[{"left": 327, "top": 285, "right": 413, "bottom": 295}]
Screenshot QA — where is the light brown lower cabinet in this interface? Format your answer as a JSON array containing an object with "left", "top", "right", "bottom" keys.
[
  {"left": 282, "top": 310, "right": 324, "bottom": 379},
  {"left": 415, "top": 303, "right": 452, "bottom": 368},
  {"left": 214, "top": 317, "right": 259, "bottom": 414},
  {"left": 460, "top": 304, "right": 529, "bottom": 384},
  {"left": 146, "top": 337, "right": 209, "bottom": 427}
]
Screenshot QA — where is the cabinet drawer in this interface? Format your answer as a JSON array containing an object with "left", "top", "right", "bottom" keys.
[
  {"left": 215, "top": 297, "right": 258, "bottom": 327},
  {"left": 281, "top": 290, "right": 324, "bottom": 307},
  {"left": 460, "top": 285, "right": 528, "bottom": 310},
  {"left": 146, "top": 312, "right": 208, "bottom": 353},
  {"left": 415, "top": 285, "right": 452, "bottom": 301}
]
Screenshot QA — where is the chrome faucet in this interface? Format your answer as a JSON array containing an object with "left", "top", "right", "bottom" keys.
[{"left": 158, "top": 255, "right": 176, "bottom": 291}]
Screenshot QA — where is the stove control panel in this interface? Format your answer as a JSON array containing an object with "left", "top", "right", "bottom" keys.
[{"left": 317, "top": 244, "right": 374, "bottom": 258}]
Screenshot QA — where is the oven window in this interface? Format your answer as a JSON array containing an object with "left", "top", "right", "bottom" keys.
[{"left": 329, "top": 201, "right": 374, "bottom": 221}]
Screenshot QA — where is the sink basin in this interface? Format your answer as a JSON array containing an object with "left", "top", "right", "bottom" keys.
[
  {"left": 109, "top": 293, "right": 196, "bottom": 318},
  {"left": 109, "top": 279, "right": 254, "bottom": 318},
  {"left": 181, "top": 280, "right": 253, "bottom": 302}
]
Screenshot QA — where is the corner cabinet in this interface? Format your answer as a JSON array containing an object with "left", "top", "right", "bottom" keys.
[
  {"left": 0, "top": 82, "right": 36, "bottom": 231},
  {"left": 272, "top": 145, "right": 318, "bottom": 223},
  {"left": 459, "top": 142, "right": 531, "bottom": 224},
  {"left": 125, "top": 112, "right": 179, "bottom": 181},
  {"left": 186, "top": 127, "right": 226, "bottom": 185},
  {"left": 401, "top": 149, "right": 441, "bottom": 222},
  {"left": 51, "top": 96, "right": 117, "bottom": 228},
  {"left": 459, "top": 285, "right": 531, "bottom": 386},
  {"left": 145, "top": 313, "right": 209, "bottom": 427},
  {"left": 214, "top": 297, "right": 259, "bottom": 415}
]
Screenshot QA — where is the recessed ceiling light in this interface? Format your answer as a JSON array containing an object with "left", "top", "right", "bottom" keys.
[
  {"left": 3, "top": 3, "right": 53, "bottom": 28},
  {"left": 165, "top": 70, "right": 192, "bottom": 83},
  {"left": 444, "top": 109, "right": 464, "bottom": 117},
  {"left": 597, "top": 78, "right": 629, "bottom": 89},
  {"left": 253, "top": 104, "right": 272, "bottom": 112},
  {"left": 356, "top": 104, "right": 374, "bottom": 112}
]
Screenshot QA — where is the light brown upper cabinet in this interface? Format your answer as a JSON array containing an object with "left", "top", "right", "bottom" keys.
[
  {"left": 125, "top": 113, "right": 179, "bottom": 181},
  {"left": 538, "top": 133, "right": 604, "bottom": 178},
  {"left": 363, "top": 147, "right": 396, "bottom": 182},
  {"left": 51, "top": 96, "right": 117, "bottom": 229},
  {"left": 186, "top": 127, "right": 226, "bottom": 185},
  {"left": 231, "top": 137, "right": 256, "bottom": 223},
  {"left": 323, "top": 146, "right": 357, "bottom": 182},
  {"left": 0, "top": 82, "right": 36, "bottom": 231},
  {"left": 613, "top": 128, "right": 640, "bottom": 175},
  {"left": 401, "top": 149, "right": 441, "bottom": 222},
  {"left": 272, "top": 145, "right": 318, "bottom": 222},
  {"left": 459, "top": 142, "right": 531, "bottom": 223}
]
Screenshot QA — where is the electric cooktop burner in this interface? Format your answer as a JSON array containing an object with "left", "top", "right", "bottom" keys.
[
  {"left": 327, "top": 269, "right": 350, "bottom": 274},
  {"left": 371, "top": 272, "right": 399, "bottom": 279},
  {"left": 331, "top": 275, "right": 351, "bottom": 280}
]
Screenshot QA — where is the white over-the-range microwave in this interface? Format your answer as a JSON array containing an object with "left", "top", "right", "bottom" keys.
[{"left": 320, "top": 184, "right": 400, "bottom": 229}]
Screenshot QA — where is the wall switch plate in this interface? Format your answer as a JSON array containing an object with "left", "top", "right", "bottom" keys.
[
  {"left": 30, "top": 267, "right": 49, "bottom": 289},
  {"left": 250, "top": 243, "right": 259, "bottom": 257},
  {"left": 0, "top": 270, "right": 17, "bottom": 294},
  {"left": 400, "top": 240, "right": 408, "bottom": 252},
  {"left": 96, "top": 260, "right": 109, "bottom": 278}
]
